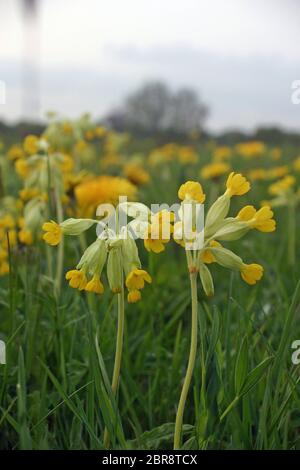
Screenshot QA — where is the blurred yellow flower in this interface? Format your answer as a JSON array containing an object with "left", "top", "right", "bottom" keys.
[
  {"left": 23, "top": 135, "right": 39, "bottom": 155},
  {"left": 200, "top": 162, "right": 230, "bottom": 180},
  {"left": 42, "top": 221, "right": 62, "bottom": 246},
  {"left": 75, "top": 176, "right": 137, "bottom": 217}
]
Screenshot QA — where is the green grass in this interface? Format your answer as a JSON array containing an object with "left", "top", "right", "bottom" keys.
[{"left": 0, "top": 142, "right": 300, "bottom": 450}]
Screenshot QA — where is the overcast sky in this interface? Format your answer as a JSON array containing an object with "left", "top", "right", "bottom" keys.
[{"left": 1, "top": 0, "right": 300, "bottom": 131}]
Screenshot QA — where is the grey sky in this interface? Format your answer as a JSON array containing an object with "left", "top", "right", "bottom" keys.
[{"left": 1, "top": 0, "right": 300, "bottom": 131}]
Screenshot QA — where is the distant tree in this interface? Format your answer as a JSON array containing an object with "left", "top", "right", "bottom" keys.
[
  {"left": 169, "top": 88, "right": 208, "bottom": 133},
  {"left": 124, "top": 82, "right": 172, "bottom": 133},
  {"left": 104, "top": 81, "right": 209, "bottom": 135}
]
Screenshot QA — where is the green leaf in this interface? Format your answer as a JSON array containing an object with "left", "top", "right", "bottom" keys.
[
  {"left": 240, "top": 357, "right": 273, "bottom": 396},
  {"left": 234, "top": 336, "right": 248, "bottom": 395}
]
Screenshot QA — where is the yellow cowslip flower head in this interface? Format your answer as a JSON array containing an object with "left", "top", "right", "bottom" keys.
[
  {"left": 201, "top": 240, "right": 222, "bottom": 264},
  {"left": 200, "top": 162, "right": 230, "bottom": 180},
  {"left": 270, "top": 148, "right": 281, "bottom": 160},
  {"left": 178, "top": 181, "right": 206, "bottom": 203},
  {"left": 213, "top": 146, "right": 232, "bottom": 161},
  {"left": 240, "top": 263, "right": 263, "bottom": 285},
  {"left": 23, "top": 135, "right": 39, "bottom": 155},
  {"left": 127, "top": 289, "right": 142, "bottom": 303},
  {"left": 225, "top": 172, "right": 250, "bottom": 197},
  {"left": 0, "top": 214, "right": 15, "bottom": 229},
  {"left": 268, "top": 175, "right": 295, "bottom": 196},
  {"left": 237, "top": 205, "right": 276, "bottom": 232},
  {"left": 18, "top": 228, "right": 33, "bottom": 245},
  {"left": 66, "top": 269, "right": 87, "bottom": 290},
  {"left": 144, "top": 210, "right": 174, "bottom": 253},
  {"left": 62, "top": 122, "right": 73, "bottom": 135},
  {"left": 75, "top": 176, "right": 137, "bottom": 218},
  {"left": 19, "top": 188, "right": 40, "bottom": 202},
  {"left": 248, "top": 168, "right": 268, "bottom": 181},
  {"left": 235, "top": 141, "right": 265, "bottom": 158},
  {"left": 95, "top": 126, "right": 106, "bottom": 138},
  {"left": 85, "top": 275, "right": 104, "bottom": 295},
  {"left": 85, "top": 129, "right": 95, "bottom": 140},
  {"left": 124, "top": 164, "right": 150, "bottom": 186},
  {"left": 293, "top": 156, "right": 300, "bottom": 172},
  {"left": 15, "top": 159, "right": 31, "bottom": 179},
  {"left": 267, "top": 166, "right": 289, "bottom": 180},
  {"left": 125, "top": 269, "right": 152, "bottom": 291},
  {"left": 59, "top": 153, "right": 74, "bottom": 173},
  {"left": 178, "top": 146, "right": 198, "bottom": 164},
  {"left": 7, "top": 145, "right": 24, "bottom": 161},
  {"left": 0, "top": 260, "right": 10, "bottom": 276},
  {"left": 42, "top": 221, "right": 62, "bottom": 246}
]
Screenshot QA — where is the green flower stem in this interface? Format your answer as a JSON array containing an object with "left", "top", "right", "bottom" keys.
[
  {"left": 104, "top": 284, "right": 125, "bottom": 449},
  {"left": 174, "top": 251, "right": 198, "bottom": 450},
  {"left": 288, "top": 201, "right": 296, "bottom": 266},
  {"left": 54, "top": 186, "right": 64, "bottom": 298}
]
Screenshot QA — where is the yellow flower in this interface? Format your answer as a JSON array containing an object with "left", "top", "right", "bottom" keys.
[
  {"left": 0, "top": 214, "right": 15, "bottom": 229},
  {"left": 85, "top": 130, "right": 94, "bottom": 140},
  {"left": 293, "top": 156, "right": 300, "bottom": 172},
  {"left": 62, "top": 122, "right": 73, "bottom": 135},
  {"left": 15, "top": 159, "right": 31, "bottom": 179},
  {"left": 124, "top": 164, "right": 150, "bottom": 185},
  {"left": 0, "top": 260, "right": 10, "bottom": 276},
  {"left": 248, "top": 168, "right": 268, "bottom": 181},
  {"left": 235, "top": 141, "right": 265, "bottom": 158},
  {"left": 201, "top": 240, "right": 222, "bottom": 264},
  {"left": 75, "top": 176, "right": 137, "bottom": 218},
  {"left": 267, "top": 166, "right": 289, "bottom": 180},
  {"left": 127, "top": 289, "right": 141, "bottom": 303},
  {"left": 66, "top": 269, "right": 87, "bottom": 290},
  {"left": 225, "top": 172, "right": 250, "bottom": 197},
  {"left": 144, "top": 210, "right": 174, "bottom": 253},
  {"left": 7, "top": 145, "right": 24, "bottom": 161},
  {"left": 237, "top": 205, "right": 276, "bottom": 232},
  {"left": 19, "top": 188, "right": 40, "bottom": 202},
  {"left": 268, "top": 175, "right": 295, "bottom": 195},
  {"left": 240, "top": 263, "right": 263, "bottom": 285},
  {"left": 178, "top": 181, "right": 206, "bottom": 203},
  {"left": 23, "top": 135, "right": 39, "bottom": 155},
  {"left": 213, "top": 146, "right": 232, "bottom": 161},
  {"left": 200, "top": 162, "right": 230, "bottom": 180},
  {"left": 125, "top": 269, "right": 152, "bottom": 290},
  {"left": 19, "top": 229, "right": 33, "bottom": 245},
  {"left": 42, "top": 221, "right": 62, "bottom": 246},
  {"left": 85, "top": 276, "right": 104, "bottom": 294}
]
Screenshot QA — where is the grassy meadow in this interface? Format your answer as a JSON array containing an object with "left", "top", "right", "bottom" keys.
[{"left": 0, "top": 117, "right": 299, "bottom": 450}]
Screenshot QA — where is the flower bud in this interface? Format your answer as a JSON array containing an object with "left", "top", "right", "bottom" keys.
[
  {"left": 212, "top": 218, "right": 249, "bottom": 241},
  {"left": 60, "top": 218, "right": 97, "bottom": 235},
  {"left": 107, "top": 248, "right": 123, "bottom": 294},
  {"left": 205, "top": 193, "right": 230, "bottom": 234},
  {"left": 208, "top": 246, "right": 243, "bottom": 270},
  {"left": 199, "top": 263, "right": 214, "bottom": 297},
  {"left": 77, "top": 238, "right": 107, "bottom": 276},
  {"left": 121, "top": 233, "right": 141, "bottom": 276}
]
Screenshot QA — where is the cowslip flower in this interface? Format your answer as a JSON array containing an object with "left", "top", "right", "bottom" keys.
[
  {"left": 172, "top": 173, "right": 273, "bottom": 450},
  {"left": 236, "top": 205, "right": 276, "bottom": 232}
]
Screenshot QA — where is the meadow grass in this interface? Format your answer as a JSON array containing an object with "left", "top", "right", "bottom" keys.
[{"left": 0, "top": 138, "right": 299, "bottom": 450}]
